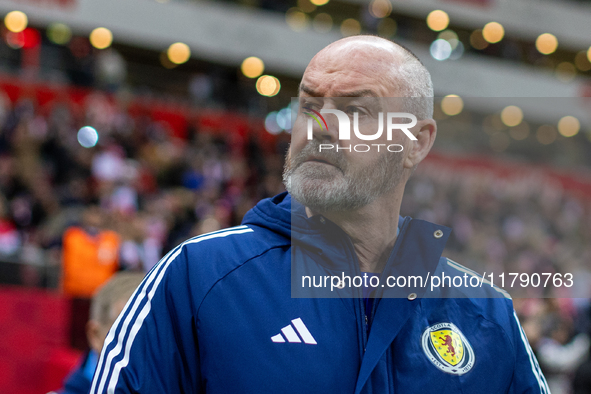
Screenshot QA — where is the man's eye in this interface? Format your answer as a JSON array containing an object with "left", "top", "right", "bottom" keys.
[
  {"left": 345, "top": 106, "right": 366, "bottom": 116},
  {"left": 302, "top": 104, "right": 320, "bottom": 113}
]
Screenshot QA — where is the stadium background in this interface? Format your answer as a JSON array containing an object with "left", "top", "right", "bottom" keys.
[{"left": 0, "top": 0, "right": 590, "bottom": 393}]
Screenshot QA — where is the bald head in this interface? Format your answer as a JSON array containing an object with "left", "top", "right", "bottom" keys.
[
  {"left": 316, "top": 35, "right": 411, "bottom": 59},
  {"left": 302, "top": 35, "right": 433, "bottom": 119}
]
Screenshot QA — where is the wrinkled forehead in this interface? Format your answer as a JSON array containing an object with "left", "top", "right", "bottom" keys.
[{"left": 301, "top": 41, "right": 404, "bottom": 98}]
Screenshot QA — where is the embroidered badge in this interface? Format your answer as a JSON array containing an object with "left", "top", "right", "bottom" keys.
[{"left": 421, "top": 322, "right": 475, "bottom": 375}]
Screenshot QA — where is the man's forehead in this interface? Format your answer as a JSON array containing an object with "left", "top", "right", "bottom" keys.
[
  {"left": 309, "top": 44, "right": 399, "bottom": 72},
  {"left": 301, "top": 42, "right": 402, "bottom": 97},
  {"left": 299, "top": 83, "right": 378, "bottom": 98},
  {"left": 299, "top": 65, "right": 395, "bottom": 98}
]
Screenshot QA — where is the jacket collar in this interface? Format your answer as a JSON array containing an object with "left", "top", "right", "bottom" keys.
[{"left": 244, "top": 192, "right": 450, "bottom": 284}]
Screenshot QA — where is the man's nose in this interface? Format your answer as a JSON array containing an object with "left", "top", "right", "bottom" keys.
[{"left": 310, "top": 107, "right": 339, "bottom": 143}]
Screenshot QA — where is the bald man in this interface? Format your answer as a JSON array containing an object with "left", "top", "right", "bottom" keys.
[{"left": 91, "top": 36, "right": 549, "bottom": 394}]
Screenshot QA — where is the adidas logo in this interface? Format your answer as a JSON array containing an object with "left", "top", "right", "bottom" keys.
[{"left": 271, "top": 318, "right": 317, "bottom": 345}]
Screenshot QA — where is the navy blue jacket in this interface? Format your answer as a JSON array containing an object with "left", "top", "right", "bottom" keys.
[{"left": 90, "top": 192, "right": 550, "bottom": 393}]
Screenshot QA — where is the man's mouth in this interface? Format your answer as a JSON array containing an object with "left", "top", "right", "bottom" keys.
[
  {"left": 305, "top": 156, "right": 334, "bottom": 166},
  {"left": 299, "top": 156, "right": 345, "bottom": 174},
  {"left": 308, "top": 159, "right": 331, "bottom": 164}
]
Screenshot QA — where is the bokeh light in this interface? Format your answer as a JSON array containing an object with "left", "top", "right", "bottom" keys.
[
  {"left": 557, "top": 116, "right": 580, "bottom": 137},
  {"left": 438, "top": 30, "right": 458, "bottom": 46},
  {"left": 448, "top": 40, "right": 464, "bottom": 60},
  {"left": 167, "top": 42, "right": 191, "bottom": 64},
  {"left": 482, "top": 22, "right": 504, "bottom": 44},
  {"left": 441, "top": 95, "right": 463, "bottom": 116},
  {"left": 555, "top": 62, "right": 577, "bottom": 83},
  {"left": 426, "top": 10, "right": 449, "bottom": 32},
  {"left": 47, "top": 23, "right": 72, "bottom": 45},
  {"left": 509, "top": 121, "right": 530, "bottom": 141},
  {"left": 437, "top": 31, "right": 463, "bottom": 60},
  {"left": 6, "top": 31, "right": 24, "bottom": 49},
  {"left": 536, "top": 125, "right": 557, "bottom": 145},
  {"left": 430, "top": 39, "right": 452, "bottom": 61},
  {"left": 276, "top": 107, "right": 291, "bottom": 130},
  {"left": 241, "top": 57, "right": 264, "bottom": 79},
  {"left": 340, "top": 18, "right": 361, "bottom": 36},
  {"left": 286, "top": 8, "right": 309, "bottom": 31},
  {"left": 377, "top": 18, "right": 396, "bottom": 38},
  {"left": 312, "top": 13, "right": 333, "bottom": 33},
  {"left": 297, "top": 0, "right": 316, "bottom": 13},
  {"left": 77, "top": 126, "right": 99, "bottom": 148},
  {"left": 89, "top": 27, "right": 113, "bottom": 49},
  {"left": 574, "top": 50, "right": 591, "bottom": 71},
  {"left": 256, "top": 75, "right": 280, "bottom": 97},
  {"left": 265, "top": 112, "right": 282, "bottom": 134},
  {"left": 4, "top": 11, "right": 27, "bottom": 33},
  {"left": 500, "top": 106, "right": 523, "bottom": 127},
  {"left": 536, "top": 33, "right": 558, "bottom": 55},
  {"left": 310, "top": 0, "right": 329, "bottom": 5},
  {"left": 369, "top": 0, "right": 392, "bottom": 19},
  {"left": 5, "top": 28, "right": 39, "bottom": 49},
  {"left": 21, "top": 27, "right": 41, "bottom": 49},
  {"left": 470, "top": 30, "right": 489, "bottom": 50}
]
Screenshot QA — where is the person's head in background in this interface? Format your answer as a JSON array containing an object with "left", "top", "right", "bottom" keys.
[
  {"left": 82, "top": 205, "right": 105, "bottom": 235},
  {"left": 86, "top": 272, "right": 145, "bottom": 354}
]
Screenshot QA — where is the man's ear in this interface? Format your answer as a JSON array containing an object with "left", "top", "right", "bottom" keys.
[
  {"left": 86, "top": 320, "right": 104, "bottom": 354},
  {"left": 403, "top": 119, "right": 437, "bottom": 169}
]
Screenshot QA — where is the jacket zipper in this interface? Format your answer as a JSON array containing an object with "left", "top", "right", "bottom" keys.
[
  {"left": 369, "top": 217, "right": 412, "bottom": 340},
  {"left": 327, "top": 216, "right": 411, "bottom": 356},
  {"left": 342, "top": 235, "right": 369, "bottom": 355}
]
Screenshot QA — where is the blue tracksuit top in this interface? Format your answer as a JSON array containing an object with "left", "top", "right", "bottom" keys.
[{"left": 90, "top": 192, "right": 550, "bottom": 393}]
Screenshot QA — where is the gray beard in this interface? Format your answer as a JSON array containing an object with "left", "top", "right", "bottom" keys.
[{"left": 283, "top": 141, "right": 404, "bottom": 213}]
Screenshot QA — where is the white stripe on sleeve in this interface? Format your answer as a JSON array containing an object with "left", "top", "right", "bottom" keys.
[
  {"left": 90, "top": 226, "right": 252, "bottom": 394},
  {"left": 105, "top": 227, "right": 253, "bottom": 394}
]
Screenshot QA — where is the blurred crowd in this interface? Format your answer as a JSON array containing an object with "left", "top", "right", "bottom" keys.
[
  {"left": 0, "top": 86, "right": 590, "bottom": 392},
  {"left": 404, "top": 161, "right": 591, "bottom": 297},
  {"left": 0, "top": 90, "right": 286, "bottom": 288}
]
